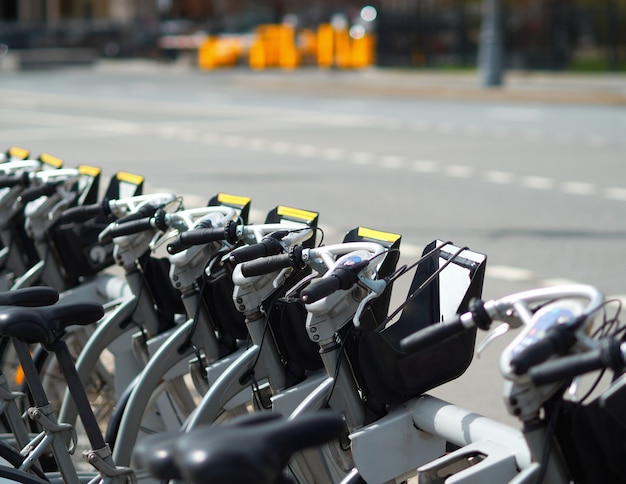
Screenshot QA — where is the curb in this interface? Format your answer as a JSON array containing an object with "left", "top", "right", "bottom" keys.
[
  {"left": 228, "top": 68, "right": 626, "bottom": 106},
  {"left": 94, "top": 59, "right": 626, "bottom": 106}
]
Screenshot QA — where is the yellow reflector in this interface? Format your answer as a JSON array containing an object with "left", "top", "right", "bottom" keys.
[
  {"left": 116, "top": 171, "right": 144, "bottom": 186},
  {"left": 78, "top": 165, "right": 102, "bottom": 177},
  {"left": 38, "top": 153, "right": 63, "bottom": 168},
  {"left": 8, "top": 147, "right": 29, "bottom": 160},
  {"left": 276, "top": 206, "right": 317, "bottom": 223},
  {"left": 357, "top": 227, "right": 401, "bottom": 243},
  {"left": 217, "top": 193, "right": 251, "bottom": 207}
]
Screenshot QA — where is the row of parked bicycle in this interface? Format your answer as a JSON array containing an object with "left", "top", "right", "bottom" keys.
[{"left": 0, "top": 145, "right": 623, "bottom": 484}]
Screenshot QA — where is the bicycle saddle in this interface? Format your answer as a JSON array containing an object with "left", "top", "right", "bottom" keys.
[
  {"left": 135, "top": 411, "right": 345, "bottom": 484},
  {"left": 0, "top": 287, "right": 59, "bottom": 307},
  {"left": 134, "top": 412, "right": 284, "bottom": 481},
  {"left": 0, "top": 302, "right": 104, "bottom": 344}
]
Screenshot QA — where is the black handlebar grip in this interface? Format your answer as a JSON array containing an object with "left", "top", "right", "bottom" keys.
[
  {"left": 530, "top": 339, "right": 624, "bottom": 386},
  {"left": 300, "top": 260, "right": 368, "bottom": 304},
  {"left": 18, "top": 181, "right": 61, "bottom": 204},
  {"left": 229, "top": 238, "right": 284, "bottom": 264},
  {"left": 241, "top": 253, "right": 292, "bottom": 278},
  {"left": 0, "top": 172, "right": 30, "bottom": 189},
  {"left": 0, "top": 287, "right": 60, "bottom": 307},
  {"left": 107, "top": 218, "right": 154, "bottom": 239},
  {"left": 300, "top": 276, "right": 342, "bottom": 303},
  {"left": 167, "top": 228, "right": 228, "bottom": 255},
  {"left": 59, "top": 199, "right": 111, "bottom": 224},
  {"left": 509, "top": 326, "right": 577, "bottom": 375},
  {"left": 529, "top": 350, "right": 605, "bottom": 386},
  {"left": 400, "top": 316, "right": 467, "bottom": 354},
  {"left": 115, "top": 203, "right": 159, "bottom": 225}
]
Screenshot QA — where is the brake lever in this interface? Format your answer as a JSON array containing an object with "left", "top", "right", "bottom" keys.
[
  {"left": 353, "top": 278, "right": 388, "bottom": 329},
  {"left": 476, "top": 322, "right": 511, "bottom": 358}
]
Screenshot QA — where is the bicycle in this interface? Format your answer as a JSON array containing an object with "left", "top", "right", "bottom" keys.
[
  {"left": 0, "top": 173, "right": 147, "bottom": 433},
  {"left": 0, "top": 299, "right": 135, "bottom": 483},
  {"left": 401, "top": 283, "right": 623, "bottom": 483},
  {"left": 124, "top": 236, "right": 485, "bottom": 483},
  {"left": 0, "top": 152, "right": 64, "bottom": 292},
  {"left": 110, "top": 204, "right": 322, "bottom": 474}
]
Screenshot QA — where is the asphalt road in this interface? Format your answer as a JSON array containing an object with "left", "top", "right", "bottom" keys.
[{"left": 1, "top": 63, "right": 624, "bottom": 425}]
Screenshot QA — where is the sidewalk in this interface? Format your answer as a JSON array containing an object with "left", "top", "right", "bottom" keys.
[
  {"left": 64, "top": 57, "right": 626, "bottom": 107},
  {"left": 224, "top": 67, "right": 626, "bottom": 106}
]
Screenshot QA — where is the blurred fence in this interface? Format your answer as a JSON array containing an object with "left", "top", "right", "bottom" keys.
[{"left": 1, "top": 1, "right": 624, "bottom": 71}]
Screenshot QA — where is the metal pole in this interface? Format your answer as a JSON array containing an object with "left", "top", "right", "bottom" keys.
[{"left": 478, "top": 0, "right": 504, "bottom": 87}]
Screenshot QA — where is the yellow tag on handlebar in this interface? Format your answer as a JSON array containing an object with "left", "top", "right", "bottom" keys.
[
  {"left": 217, "top": 193, "right": 251, "bottom": 208},
  {"left": 8, "top": 146, "right": 29, "bottom": 160},
  {"left": 116, "top": 171, "right": 144, "bottom": 186},
  {"left": 276, "top": 206, "right": 318, "bottom": 223},
  {"left": 38, "top": 153, "right": 63, "bottom": 168},
  {"left": 78, "top": 165, "right": 102, "bottom": 177},
  {"left": 357, "top": 227, "right": 401, "bottom": 244}
]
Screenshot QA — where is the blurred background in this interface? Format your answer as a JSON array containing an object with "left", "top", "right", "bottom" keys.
[{"left": 1, "top": 0, "right": 625, "bottom": 73}]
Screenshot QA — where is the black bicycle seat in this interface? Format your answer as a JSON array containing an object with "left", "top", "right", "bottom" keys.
[
  {"left": 134, "top": 412, "right": 285, "bottom": 481},
  {"left": 176, "top": 411, "right": 344, "bottom": 484},
  {"left": 0, "top": 287, "right": 59, "bottom": 307},
  {"left": 0, "top": 302, "right": 104, "bottom": 344}
]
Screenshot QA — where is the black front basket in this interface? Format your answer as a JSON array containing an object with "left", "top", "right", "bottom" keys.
[{"left": 356, "top": 240, "right": 487, "bottom": 408}]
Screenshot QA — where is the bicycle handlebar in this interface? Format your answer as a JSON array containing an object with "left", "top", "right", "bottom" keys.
[
  {"left": 59, "top": 198, "right": 112, "bottom": 224},
  {"left": 167, "top": 223, "right": 238, "bottom": 255},
  {"left": 240, "top": 253, "right": 293, "bottom": 277},
  {"left": 17, "top": 180, "right": 62, "bottom": 204},
  {"left": 399, "top": 285, "right": 605, "bottom": 368},
  {"left": 114, "top": 203, "right": 159, "bottom": 225},
  {"left": 509, "top": 324, "right": 579, "bottom": 375},
  {"left": 529, "top": 339, "right": 625, "bottom": 386},
  {"left": 0, "top": 172, "right": 30, "bottom": 189},
  {"left": 229, "top": 234, "right": 286, "bottom": 264},
  {"left": 301, "top": 259, "right": 370, "bottom": 303},
  {"left": 107, "top": 218, "right": 154, "bottom": 239}
]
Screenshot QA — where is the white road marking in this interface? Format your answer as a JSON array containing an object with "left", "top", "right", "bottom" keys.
[
  {"left": 521, "top": 176, "right": 555, "bottom": 190},
  {"left": 605, "top": 187, "right": 626, "bottom": 201},
  {"left": 411, "top": 160, "right": 439, "bottom": 173},
  {"left": 270, "top": 141, "right": 291, "bottom": 154},
  {"left": 294, "top": 144, "right": 319, "bottom": 157},
  {"left": 445, "top": 165, "right": 474, "bottom": 178},
  {"left": 351, "top": 152, "right": 375, "bottom": 164},
  {"left": 484, "top": 170, "right": 514, "bottom": 184},
  {"left": 379, "top": 155, "right": 405, "bottom": 169},
  {"left": 486, "top": 266, "right": 533, "bottom": 282},
  {"left": 560, "top": 181, "right": 596, "bottom": 196},
  {"left": 322, "top": 148, "right": 345, "bottom": 161},
  {"left": 541, "top": 278, "right": 579, "bottom": 287}
]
